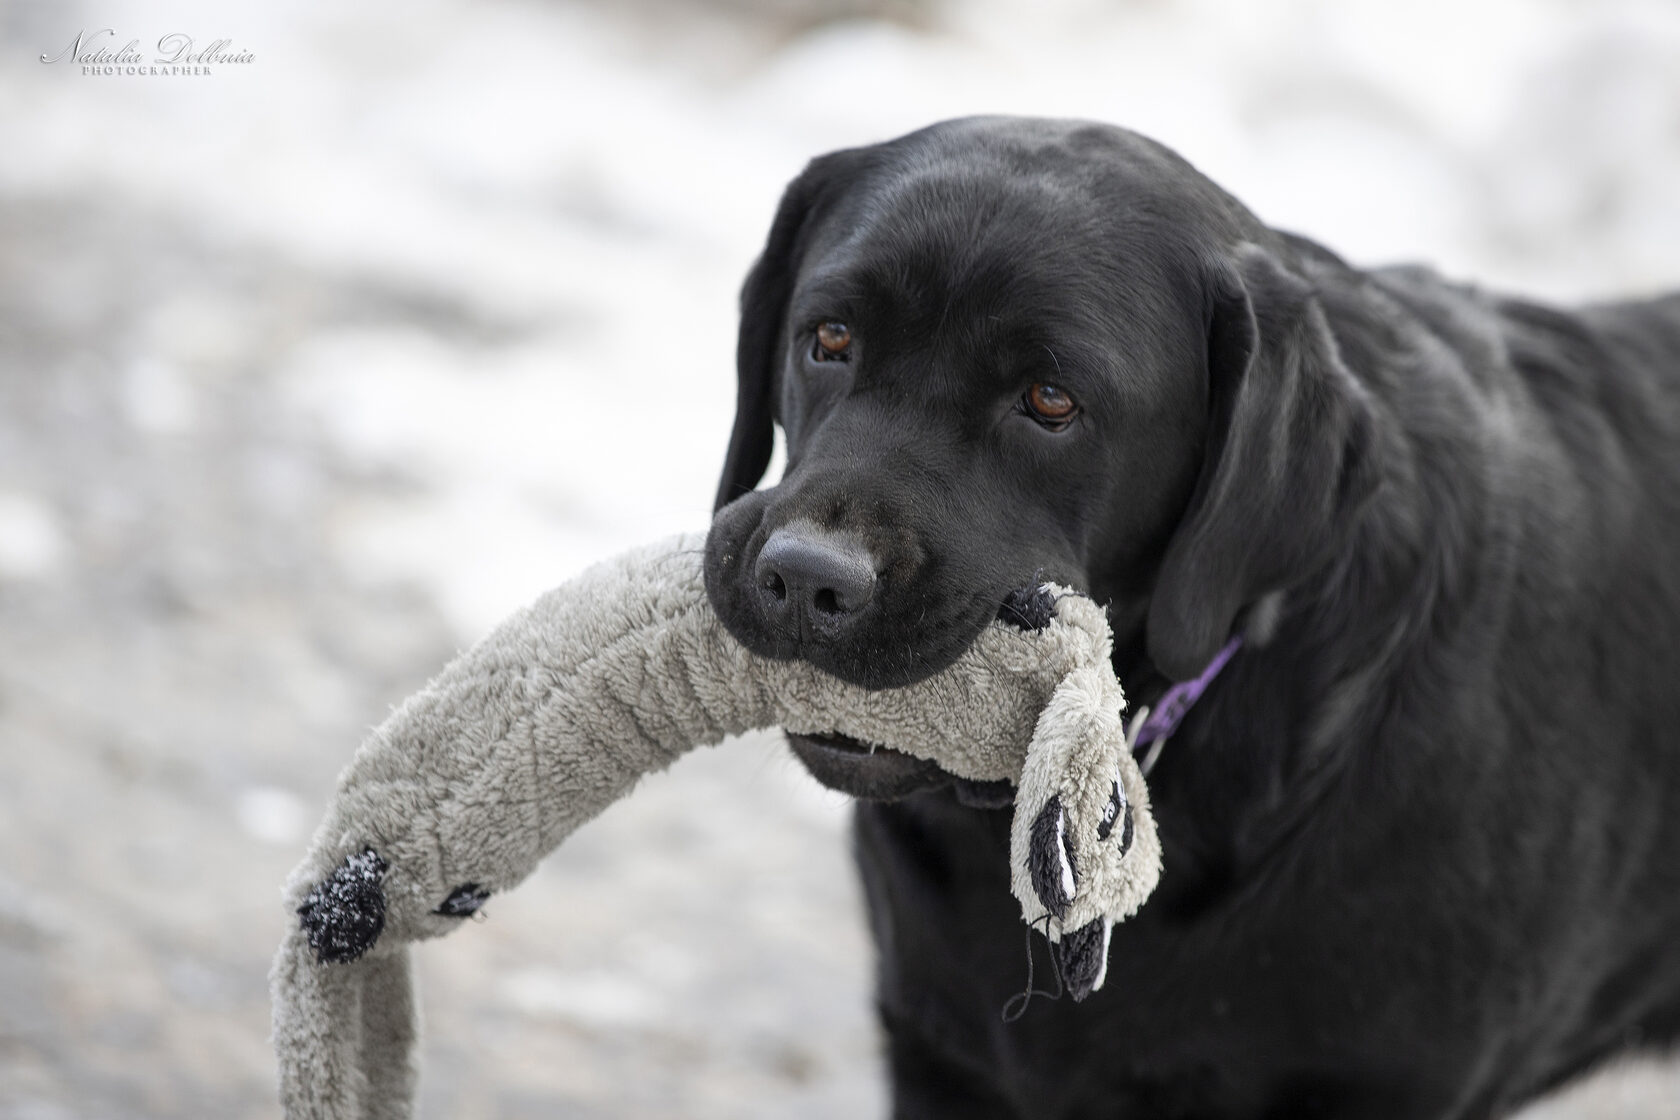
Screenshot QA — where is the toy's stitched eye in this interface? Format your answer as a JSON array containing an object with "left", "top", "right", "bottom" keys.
[
  {"left": 813, "top": 321, "right": 852, "bottom": 361},
  {"left": 1024, "top": 383, "right": 1079, "bottom": 429}
]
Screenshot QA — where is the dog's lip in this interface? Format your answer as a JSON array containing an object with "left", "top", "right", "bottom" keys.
[
  {"left": 785, "top": 731, "right": 953, "bottom": 801},
  {"left": 785, "top": 731, "right": 1019, "bottom": 807}
]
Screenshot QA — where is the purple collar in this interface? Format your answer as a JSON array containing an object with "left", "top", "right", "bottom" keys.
[{"left": 1130, "top": 636, "right": 1243, "bottom": 764}]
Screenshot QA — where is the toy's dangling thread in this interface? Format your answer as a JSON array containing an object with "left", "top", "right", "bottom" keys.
[{"left": 1000, "top": 912, "right": 1068, "bottom": 1022}]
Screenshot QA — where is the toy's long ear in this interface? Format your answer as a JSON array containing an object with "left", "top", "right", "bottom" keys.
[
  {"left": 1146, "top": 244, "right": 1383, "bottom": 681},
  {"left": 715, "top": 152, "right": 864, "bottom": 512}
]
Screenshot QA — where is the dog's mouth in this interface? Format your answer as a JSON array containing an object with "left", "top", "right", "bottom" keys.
[
  {"left": 785, "top": 731, "right": 946, "bottom": 799},
  {"left": 780, "top": 584, "right": 1064, "bottom": 806},
  {"left": 785, "top": 731, "right": 1016, "bottom": 807}
]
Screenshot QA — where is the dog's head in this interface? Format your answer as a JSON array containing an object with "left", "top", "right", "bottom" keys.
[{"left": 704, "top": 117, "right": 1379, "bottom": 798}]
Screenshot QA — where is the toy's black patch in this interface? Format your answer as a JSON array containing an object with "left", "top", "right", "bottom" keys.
[
  {"left": 1060, "top": 919, "right": 1109, "bottom": 1001},
  {"left": 435, "top": 883, "right": 491, "bottom": 918},
  {"left": 998, "top": 584, "right": 1056, "bottom": 632},
  {"left": 1096, "top": 779, "right": 1127, "bottom": 841},
  {"left": 298, "top": 848, "right": 388, "bottom": 964},
  {"left": 1118, "top": 803, "right": 1134, "bottom": 857},
  {"left": 1028, "top": 794, "right": 1076, "bottom": 919}
]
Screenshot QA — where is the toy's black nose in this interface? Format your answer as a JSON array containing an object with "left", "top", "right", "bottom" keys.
[{"left": 755, "top": 525, "right": 877, "bottom": 625}]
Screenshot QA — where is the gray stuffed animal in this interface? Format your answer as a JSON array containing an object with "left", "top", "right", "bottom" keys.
[{"left": 271, "top": 534, "right": 1161, "bottom": 1119}]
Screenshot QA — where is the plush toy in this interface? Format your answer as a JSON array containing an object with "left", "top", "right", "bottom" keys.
[{"left": 270, "top": 534, "right": 1162, "bottom": 1119}]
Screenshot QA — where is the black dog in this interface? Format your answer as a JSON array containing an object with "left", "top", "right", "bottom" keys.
[{"left": 703, "top": 116, "right": 1680, "bottom": 1119}]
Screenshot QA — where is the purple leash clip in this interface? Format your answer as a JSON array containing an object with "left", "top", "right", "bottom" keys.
[{"left": 1128, "top": 635, "right": 1243, "bottom": 775}]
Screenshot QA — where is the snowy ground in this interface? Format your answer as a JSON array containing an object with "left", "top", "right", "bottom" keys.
[{"left": 2, "top": 0, "right": 1678, "bottom": 1115}]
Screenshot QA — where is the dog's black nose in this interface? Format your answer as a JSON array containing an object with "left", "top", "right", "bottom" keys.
[{"left": 755, "top": 525, "right": 877, "bottom": 624}]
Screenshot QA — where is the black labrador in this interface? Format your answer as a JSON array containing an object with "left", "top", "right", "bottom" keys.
[{"left": 702, "top": 116, "right": 1680, "bottom": 1119}]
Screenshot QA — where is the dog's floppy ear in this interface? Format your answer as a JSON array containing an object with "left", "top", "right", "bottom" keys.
[
  {"left": 715, "top": 152, "right": 863, "bottom": 512},
  {"left": 1146, "top": 244, "right": 1382, "bottom": 681}
]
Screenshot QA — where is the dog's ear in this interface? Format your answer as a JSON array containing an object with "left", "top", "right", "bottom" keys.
[
  {"left": 715, "top": 152, "right": 863, "bottom": 512},
  {"left": 1146, "top": 244, "right": 1382, "bottom": 681}
]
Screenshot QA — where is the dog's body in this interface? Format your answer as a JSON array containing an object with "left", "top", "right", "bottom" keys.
[{"left": 702, "top": 117, "right": 1680, "bottom": 1118}]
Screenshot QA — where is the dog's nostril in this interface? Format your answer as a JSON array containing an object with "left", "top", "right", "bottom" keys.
[{"left": 754, "top": 525, "right": 878, "bottom": 624}]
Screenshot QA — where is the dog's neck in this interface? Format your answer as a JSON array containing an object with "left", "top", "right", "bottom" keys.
[{"left": 1108, "top": 299, "right": 1516, "bottom": 914}]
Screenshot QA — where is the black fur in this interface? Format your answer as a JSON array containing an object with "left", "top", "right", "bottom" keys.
[{"left": 703, "top": 116, "right": 1680, "bottom": 1118}]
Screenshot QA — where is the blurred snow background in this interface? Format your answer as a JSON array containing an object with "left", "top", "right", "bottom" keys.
[{"left": 1, "top": 0, "right": 1678, "bottom": 1115}]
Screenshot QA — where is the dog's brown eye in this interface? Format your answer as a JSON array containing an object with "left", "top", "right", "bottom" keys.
[
  {"left": 1025, "top": 383, "right": 1078, "bottom": 426},
  {"left": 814, "top": 321, "right": 852, "bottom": 361}
]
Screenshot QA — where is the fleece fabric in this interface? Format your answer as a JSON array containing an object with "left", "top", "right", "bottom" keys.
[{"left": 272, "top": 533, "right": 1161, "bottom": 1119}]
